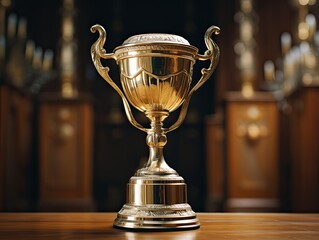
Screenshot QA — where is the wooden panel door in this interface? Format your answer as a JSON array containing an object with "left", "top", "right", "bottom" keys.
[
  {"left": 38, "top": 97, "right": 94, "bottom": 211},
  {"left": 289, "top": 87, "right": 319, "bottom": 212},
  {"left": 0, "top": 84, "right": 34, "bottom": 211},
  {"left": 225, "top": 92, "right": 280, "bottom": 211}
]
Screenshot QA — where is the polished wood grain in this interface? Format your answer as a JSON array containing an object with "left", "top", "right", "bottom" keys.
[{"left": 0, "top": 213, "right": 318, "bottom": 239}]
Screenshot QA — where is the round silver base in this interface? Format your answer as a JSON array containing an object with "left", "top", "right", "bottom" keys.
[
  {"left": 114, "top": 203, "right": 200, "bottom": 230},
  {"left": 113, "top": 175, "right": 200, "bottom": 230}
]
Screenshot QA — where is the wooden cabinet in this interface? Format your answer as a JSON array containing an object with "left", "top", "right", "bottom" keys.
[
  {"left": 225, "top": 92, "right": 280, "bottom": 211},
  {"left": 205, "top": 112, "right": 225, "bottom": 211},
  {"left": 0, "top": 84, "right": 34, "bottom": 211},
  {"left": 38, "top": 95, "right": 94, "bottom": 211},
  {"left": 287, "top": 87, "right": 319, "bottom": 212}
]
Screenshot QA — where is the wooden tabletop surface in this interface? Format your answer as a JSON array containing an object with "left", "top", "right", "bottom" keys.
[{"left": 0, "top": 212, "right": 319, "bottom": 239}]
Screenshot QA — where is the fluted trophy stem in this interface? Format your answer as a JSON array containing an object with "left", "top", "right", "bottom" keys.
[
  {"left": 137, "top": 111, "right": 176, "bottom": 176},
  {"left": 90, "top": 24, "right": 220, "bottom": 230}
]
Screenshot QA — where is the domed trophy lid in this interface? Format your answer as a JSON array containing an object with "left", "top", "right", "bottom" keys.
[
  {"left": 122, "top": 33, "right": 191, "bottom": 46},
  {"left": 114, "top": 33, "right": 198, "bottom": 58}
]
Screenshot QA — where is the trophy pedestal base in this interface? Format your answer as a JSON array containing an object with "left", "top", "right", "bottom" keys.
[
  {"left": 113, "top": 175, "right": 200, "bottom": 230},
  {"left": 113, "top": 203, "right": 199, "bottom": 230}
]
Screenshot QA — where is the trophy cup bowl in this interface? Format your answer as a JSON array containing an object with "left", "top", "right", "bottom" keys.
[{"left": 91, "top": 24, "right": 220, "bottom": 230}]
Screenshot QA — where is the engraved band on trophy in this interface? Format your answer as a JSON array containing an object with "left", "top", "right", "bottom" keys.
[{"left": 91, "top": 24, "right": 220, "bottom": 230}]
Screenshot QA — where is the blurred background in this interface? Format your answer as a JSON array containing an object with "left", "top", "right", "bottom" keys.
[{"left": 0, "top": 0, "right": 318, "bottom": 213}]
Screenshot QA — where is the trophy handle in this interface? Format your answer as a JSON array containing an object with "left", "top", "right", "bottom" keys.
[
  {"left": 91, "top": 24, "right": 147, "bottom": 133},
  {"left": 166, "top": 26, "right": 220, "bottom": 133}
]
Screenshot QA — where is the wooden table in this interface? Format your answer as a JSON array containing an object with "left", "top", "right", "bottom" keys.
[{"left": 0, "top": 213, "right": 319, "bottom": 239}]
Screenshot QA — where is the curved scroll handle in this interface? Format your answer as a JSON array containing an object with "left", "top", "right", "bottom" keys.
[
  {"left": 90, "top": 24, "right": 147, "bottom": 133},
  {"left": 166, "top": 26, "right": 220, "bottom": 133}
]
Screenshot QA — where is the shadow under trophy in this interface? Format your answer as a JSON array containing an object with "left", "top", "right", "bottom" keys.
[{"left": 91, "top": 24, "right": 220, "bottom": 230}]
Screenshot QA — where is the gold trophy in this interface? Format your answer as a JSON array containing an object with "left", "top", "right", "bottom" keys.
[{"left": 91, "top": 24, "right": 220, "bottom": 230}]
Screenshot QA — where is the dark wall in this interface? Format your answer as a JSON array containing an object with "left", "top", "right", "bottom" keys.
[
  {"left": 7, "top": 0, "right": 312, "bottom": 212},
  {"left": 9, "top": 0, "right": 221, "bottom": 97}
]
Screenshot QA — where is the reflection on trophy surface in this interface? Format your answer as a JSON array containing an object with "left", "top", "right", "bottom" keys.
[{"left": 91, "top": 24, "right": 220, "bottom": 230}]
